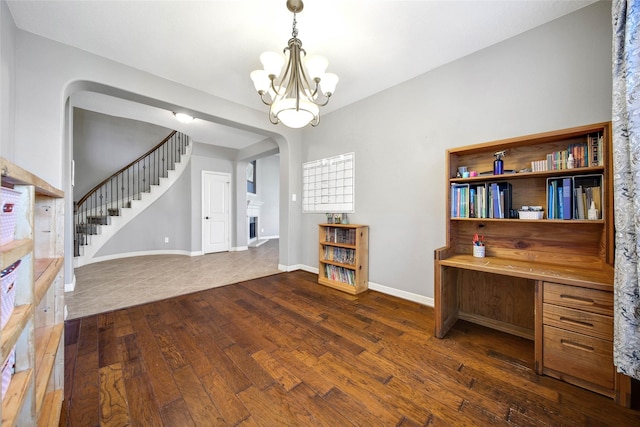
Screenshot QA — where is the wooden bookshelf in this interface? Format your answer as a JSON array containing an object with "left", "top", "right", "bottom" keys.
[
  {"left": 318, "top": 224, "right": 369, "bottom": 295},
  {"left": 1, "top": 157, "right": 64, "bottom": 425},
  {"left": 434, "top": 123, "right": 632, "bottom": 406}
]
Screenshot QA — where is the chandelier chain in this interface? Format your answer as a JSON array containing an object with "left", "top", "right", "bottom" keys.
[{"left": 291, "top": 13, "right": 298, "bottom": 38}]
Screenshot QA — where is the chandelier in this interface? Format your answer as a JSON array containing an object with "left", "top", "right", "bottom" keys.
[{"left": 250, "top": 0, "right": 338, "bottom": 128}]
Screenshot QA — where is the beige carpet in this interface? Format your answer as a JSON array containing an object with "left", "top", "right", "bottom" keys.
[{"left": 66, "top": 239, "right": 281, "bottom": 319}]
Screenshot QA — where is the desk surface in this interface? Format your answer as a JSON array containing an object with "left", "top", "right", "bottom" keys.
[{"left": 438, "top": 254, "right": 613, "bottom": 290}]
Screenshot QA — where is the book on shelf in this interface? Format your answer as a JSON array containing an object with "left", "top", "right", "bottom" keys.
[
  {"left": 325, "top": 227, "right": 357, "bottom": 244},
  {"left": 450, "top": 183, "right": 470, "bottom": 218},
  {"left": 470, "top": 183, "right": 488, "bottom": 218},
  {"left": 463, "top": 182, "right": 511, "bottom": 219},
  {"left": 547, "top": 174, "right": 602, "bottom": 220},
  {"left": 548, "top": 180, "right": 557, "bottom": 219},
  {"left": 324, "top": 264, "right": 355, "bottom": 285},
  {"left": 531, "top": 159, "right": 548, "bottom": 172},
  {"left": 562, "top": 178, "right": 572, "bottom": 220},
  {"left": 547, "top": 178, "right": 570, "bottom": 219},
  {"left": 488, "top": 182, "right": 512, "bottom": 219},
  {"left": 588, "top": 133, "right": 604, "bottom": 167},
  {"left": 540, "top": 132, "right": 603, "bottom": 171},
  {"left": 573, "top": 174, "right": 603, "bottom": 220},
  {"left": 323, "top": 246, "right": 356, "bottom": 265},
  {"left": 469, "top": 188, "right": 476, "bottom": 218}
]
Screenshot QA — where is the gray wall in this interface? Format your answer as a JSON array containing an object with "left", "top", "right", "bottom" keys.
[
  {"left": 189, "top": 143, "right": 236, "bottom": 251},
  {"left": 96, "top": 163, "right": 192, "bottom": 256},
  {"left": 1, "top": 10, "right": 302, "bottom": 287},
  {"left": 256, "top": 155, "right": 280, "bottom": 238},
  {"left": 300, "top": 1, "right": 612, "bottom": 300},
  {"left": 90, "top": 137, "right": 284, "bottom": 257},
  {"left": 73, "top": 109, "right": 172, "bottom": 199},
  {"left": 1, "top": 0, "right": 16, "bottom": 160}
]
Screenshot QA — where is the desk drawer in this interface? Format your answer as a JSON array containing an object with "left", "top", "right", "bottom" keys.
[
  {"left": 543, "top": 282, "right": 612, "bottom": 316},
  {"left": 543, "top": 303, "right": 612, "bottom": 341},
  {"left": 543, "top": 325, "right": 614, "bottom": 391}
]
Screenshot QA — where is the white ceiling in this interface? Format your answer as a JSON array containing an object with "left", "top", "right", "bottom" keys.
[{"left": 7, "top": 0, "right": 596, "bottom": 149}]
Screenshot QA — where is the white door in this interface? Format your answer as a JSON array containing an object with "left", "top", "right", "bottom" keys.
[{"left": 202, "top": 171, "right": 230, "bottom": 254}]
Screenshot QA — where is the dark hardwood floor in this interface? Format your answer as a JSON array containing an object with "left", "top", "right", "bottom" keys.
[{"left": 61, "top": 271, "right": 640, "bottom": 426}]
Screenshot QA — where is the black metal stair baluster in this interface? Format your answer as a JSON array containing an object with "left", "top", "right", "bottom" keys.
[
  {"left": 75, "top": 130, "right": 184, "bottom": 258},
  {"left": 138, "top": 159, "right": 141, "bottom": 198},
  {"left": 153, "top": 149, "right": 156, "bottom": 186}
]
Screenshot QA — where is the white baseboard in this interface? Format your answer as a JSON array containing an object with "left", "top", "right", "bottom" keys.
[
  {"left": 260, "top": 234, "right": 279, "bottom": 240},
  {"left": 299, "top": 265, "right": 318, "bottom": 274},
  {"left": 65, "top": 274, "right": 76, "bottom": 293},
  {"left": 87, "top": 249, "right": 193, "bottom": 265},
  {"left": 231, "top": 246, "right": 249, "bottom": 252},
  {"left": 368, "top": 281, "right": 434, "bottom": 307},
  {"left": 285, "top": 264, "right": 434, "bottom": 307},
  {"left": 277, "top": 263, "right": 310, "bottom": 272}
]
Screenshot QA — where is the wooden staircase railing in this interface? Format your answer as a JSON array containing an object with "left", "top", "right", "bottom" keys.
[{"left": 74, "top": 131, "right": 189, "bottom": 257}]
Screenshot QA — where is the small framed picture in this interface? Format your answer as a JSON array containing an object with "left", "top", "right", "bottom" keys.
[
  {"left": 247, "top": 161, "right": 255, "bottom": 183},
  {"left": 247, "top": 160, "right": 256, "bottom": 194}
]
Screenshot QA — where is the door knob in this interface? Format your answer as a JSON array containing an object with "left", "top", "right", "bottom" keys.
[{"left": 205, "top": 216, "right": 210, "bottom": 219}]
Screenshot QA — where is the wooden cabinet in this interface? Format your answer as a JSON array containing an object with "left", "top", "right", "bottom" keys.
[
  {"left": 542, "top": 281, "right": 615, "bottom": 394},
  {"left": 318, "top": 224, "right": 368, "bottom": 295},
  {"left": 1, "top": 157, "right": 64, "bottom": 425},
  {"left": 433, "top": 122, "right": 631, "bottom": 405}
]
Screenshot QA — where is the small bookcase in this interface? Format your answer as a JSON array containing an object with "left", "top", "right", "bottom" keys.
[{"left": 318, "top": 224, "right": 368, "bottom": 295}]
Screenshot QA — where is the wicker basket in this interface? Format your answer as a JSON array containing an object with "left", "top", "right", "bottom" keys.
[
  {"left": 518, "top": 210, "right": 544, "bottom": 220},
  {"left": 1, "top": 347, "right": 15, "bottom": 399},
  {"left": 1, "top": 187, "right": 21, "bottom": 245},
  {"left": 1, "top": 260, "right": 20, "bottom": 329}
]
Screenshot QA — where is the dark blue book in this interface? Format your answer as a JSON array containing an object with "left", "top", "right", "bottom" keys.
[
  {"left": 562, "top": 178, "right": 572, "bottom": 219},
  {"left": 558, "top": 186, "right": 563, "bottom": 219}
]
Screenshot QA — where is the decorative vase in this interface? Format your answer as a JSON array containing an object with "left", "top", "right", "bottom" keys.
[{"left": 473, "top": 245, "right": 485, "bottom": 258}]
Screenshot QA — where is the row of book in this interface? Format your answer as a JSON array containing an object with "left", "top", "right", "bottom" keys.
[
  {"left": 324, "top": 265, "right": 356, "bottom": 286},
  {"left": 323, "top": 246, "right": 356, "bottom": 265},
  {"left": 324, "top": 227, "right": 357, "bottom": 244},
  {"left": 542, "top": 133, "right": 604, "bottom": 171},
  {"left": 451, "top": 182, "right": 512, "bottom": 219},
  {"left": 547, "top": 175, "right": 602, "bottom": 220}
]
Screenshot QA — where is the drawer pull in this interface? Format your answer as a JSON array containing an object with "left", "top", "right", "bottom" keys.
[
  {"left": 559, "top": 294, "right": 594, "bottom": 305},
  {"left": 560, "top": 339, "right": 594, "bottom": 352},
  {"left": 559, "top": 316, "right": 594, "bottom": 329}
]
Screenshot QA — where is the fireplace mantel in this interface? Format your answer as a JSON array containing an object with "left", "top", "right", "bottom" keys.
[{"left": 247, "top": 199, "right": 264, "bottom": 217}]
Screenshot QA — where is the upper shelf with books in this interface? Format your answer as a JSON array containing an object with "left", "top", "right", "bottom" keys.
[{"left": 448, "top": 123, "right": 607, "bottom": 181}]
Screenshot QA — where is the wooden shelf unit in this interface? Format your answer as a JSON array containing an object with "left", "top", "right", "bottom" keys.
[
  {"left": 318, "top": 224, "right": 369, "bottom": 295},
  {"left": 1, "top": 157, "right": 64, "bottom": 425},
  {"left": 434, "top": 123, "right": 632, "bottom": 406}
]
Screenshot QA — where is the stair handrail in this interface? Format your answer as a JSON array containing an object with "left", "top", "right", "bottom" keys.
[
  {"left": 76, "top": 130, "right": 178, "bottom": 207},
  {"left": 74, "top": 130, "right": 189, "bottom": 257}
]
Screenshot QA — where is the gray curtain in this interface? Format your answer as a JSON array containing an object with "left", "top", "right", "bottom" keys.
[{"left": 612, "top": 0, "right": 640, "bottom": 381}]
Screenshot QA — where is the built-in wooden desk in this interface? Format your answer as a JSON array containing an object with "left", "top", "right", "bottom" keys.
[{"left": 434, "top": 122, "right": 631, "bottom": 406}]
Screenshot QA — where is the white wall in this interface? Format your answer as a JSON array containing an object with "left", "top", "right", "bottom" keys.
[{"left": 300, "top": 1, "right": 612, "bottom": 301}]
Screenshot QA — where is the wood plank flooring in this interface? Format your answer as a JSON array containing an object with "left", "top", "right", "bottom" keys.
[{"left": 61, "top": 271, "right": 640, "bottom": 426}]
